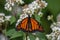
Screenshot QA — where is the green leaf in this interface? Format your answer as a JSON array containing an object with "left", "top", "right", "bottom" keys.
[
  {"left": 34, "top": 14, "right": 41, "bottom": 23},
  {"left": 23, "top": 33, "right": 26, "bottom": 40},
  {"left": 36, "top": 32, "right": 47, "bottom": 40},
  {"left": 10, "top": 16, "right": 16, "bottom": 24},
  {"left": 29, "top": 34, "right": 36, "bottom": 40},
  {"left": 6, "top": 29, "right": 24, "bottom": 39},
  {"left": 16, "top": 13, "right": 21, "bottom": 19},
  {"left": 6, "top": 29, "right": 16, "bottom": 37},
  {"left": 10, "top": 31, "right": 24, "bottom": 39}
]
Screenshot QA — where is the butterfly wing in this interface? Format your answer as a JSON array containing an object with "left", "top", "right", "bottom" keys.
[
  {"left": 16, "top": 18, "right": 28, "bottom": 31},
  {"left": 30, "top": 18, "right": 43, "bottom": 32},
  {"left": 16, "top": 17, "right": 43, "bottom": 32}
]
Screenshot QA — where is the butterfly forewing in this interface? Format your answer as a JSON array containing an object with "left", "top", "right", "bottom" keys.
[
  {"left": 30, "top": 18, "right": 43, "bottom": 32},
  {"left": 16, "top": 18, "right": 28, "bottom": 31}
]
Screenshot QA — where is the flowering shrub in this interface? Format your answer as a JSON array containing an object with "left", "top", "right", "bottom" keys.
[{"left": 0, "top": 0, "right": 60, "bottom": 40}]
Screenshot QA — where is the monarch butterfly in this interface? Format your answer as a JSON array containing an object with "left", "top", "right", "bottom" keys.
[{"left": 16, "top": 15, "right": 44, "bottom": 32}]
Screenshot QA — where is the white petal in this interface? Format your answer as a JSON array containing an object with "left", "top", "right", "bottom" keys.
[
  {"left": 57, "top": 35, "right": 60, "bottom": 40},
  {"left": 27, "top": 36, "right": 30, "bottom": 40},
  {"left": 11, "top": 3, "right": 14, "bottom": 6},
  {"left": 8, "top": 7, "right": 12, "bottom": 11},
  {"left": 5, "top": 16, "right": 11, "bottom": 20},
  {"left": 0, "top": 13, "right": 5, "bottom": 16},
  {"left": 35, "top": 37, "right": 39, "bottom": 40}
]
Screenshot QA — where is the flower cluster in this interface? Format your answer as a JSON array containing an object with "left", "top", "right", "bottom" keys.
[
  {"left": 0, "top": 13, "right": 5, "bottom": 23},
  {"left": 23, "top": 0, "right": 47, "bottom": 16},
  {"left": 4, "top": 0, "right": 24, "bottom": 11},
  {"left": 15, "top": 0, "right": 24, "bottom": 4},
  {"left": 47, "top": 15, "right": 53, "bottom": 21},
  {"left": 46, "top": 22, "right": 60, "bottom": 40},
  {"left": 5, "top": 0, "right": 14, "bottom": 11},
  {"left": 5, "top": 16, "right": 11, "bottom": 21},
  {"left": 0, "top": 13, "right": 11, "bottom": 23},
  {"left": 16, "top": 0, "right": 48, "bottom": 27}
]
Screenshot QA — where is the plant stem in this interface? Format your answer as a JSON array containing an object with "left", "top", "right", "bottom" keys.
[
  {"left": 4, "top": 21, "right": 9, "bottom": 40},
  {"left": 26, "top": 34, "right": 27, "bottom": 40},
  {"left": 0, "top": 23, "right": 2, "bottom": 33},
  {"left": 25, "top": 32, "right": 29, "bottom": 40}
]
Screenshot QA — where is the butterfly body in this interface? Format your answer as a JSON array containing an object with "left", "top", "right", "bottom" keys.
[{"left": 16, "top": 15, "right": 43, "bottom": 32}]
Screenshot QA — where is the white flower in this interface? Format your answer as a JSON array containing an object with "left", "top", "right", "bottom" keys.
[
  {"left": 15, "top": 0, "right": 24, "bottom": 4},
  {"left": 39, "top": 0, "right": 48, "bottom": 8},
  {"left": 5, "top": 0, "right": 15, "bottom": 11},
  {"left": 4, "top": 7, "right": 8, "bottom": 10},
  {"left": 9, "top": 7, "right": 12, "bottom": 11},
  {"left": 38, "top": 12, "right": 43, "bottom": 17},
  {"left": 46, "top": 21, "right": 60, "bottom": 40},
  {"left": 20, "top": 0, "right": 24, "bottom": 4},
  {"left": 47, "top": 15, "right": 53, "bottom": 20},
  {"left": 50, "top": 22, "right": 57, "bottom": 29},
  {"left": 28, "top": 1, "right": 39, "bottom": 9},
  {"left": 57, "top": 22, "right": 60, "bottom": 27},
  {"left": 47, "top": 15, "right": 51, "bottom": 20},
  {"left": 11, "top": 3, "right": 14, "bottom": 6},
  {"left": 0, "top": 18, "right": 4, "bottom": 23},
  {"left": 27, "top": 36, "right": 30, "bottom": 40},
  {"left": 32, "top": 33, "right": 36, "bottom": 35},
  {"left": 51, "top": 27, "right": 60, "bottom": 32},
  {"left": 57, "top": 35, "right": 60, "bottom": 40},
  {"left": 51, "top": 22, "right": 60, "bottom": 33},
  {"left": 23, "top": 0, "right": 48, "bottom": 16},
  {"left": 0, "top": 13, "right": 5, "bottom": 23},
  {"left": 0, "top": 19, "right": 4, "bottom": 23},
  {"left": 46, "top": 32, "right": 60, "bottom": 40},
  {"left": 17, "top": 19, "right": 22, "bottom": 23},
  {"left": 16, "top": 19, "right": 21, "bottom": 27},
  {"left": 46, "top": 32, "right": 58, "bottom": 40},
  {"left": 5, "top": 3, "right": 10, "bottom": 8},
  {"left": 46, "top": 34, "right": 52, "bottom": 40},
  {"left": 16, "top": 19, "right": 22, "bottom": 26},
  {"left": 20, "top": 14, "right": 28, "bottom": 19},
  {"left": 4, "top": 3, "right": 12, "bottom": 11},
  {"left": 35, "top": 37, "right": 39, "bottom": 40},
  {"left": 5, "top": 16, "right": 11, "bottom": 21},
  {"left": 53, "top": 22, "right": 57, "bottom": 25},
  {"left": 0, "top": 13, "right": 5, "bottom": 16},
  {"left": 0, "top": 13, "right": 5, "bottom": 22},
  {"left": 23, "top": 8, "right": 31, "bottom": 14}
]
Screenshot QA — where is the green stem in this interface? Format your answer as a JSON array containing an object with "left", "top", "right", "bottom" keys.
[
  {"left": 26, "top": 32, "right": 28, "bottom": 40},
  {"left": 0, "top": 23, "right": 2, "bottom": 33},
  {"left": 4, "top": 21, "right": 9, "bottom": 36}
]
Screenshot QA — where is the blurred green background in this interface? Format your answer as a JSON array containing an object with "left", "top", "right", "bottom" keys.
[{"left": 0, "top": 0, "right": 60, "bottom": 40}]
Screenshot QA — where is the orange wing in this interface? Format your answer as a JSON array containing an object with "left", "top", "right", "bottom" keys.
[
  {"left": 30, "top": 18, "right": 43, "bottom": 32},
  {"left": 16, "top": 18, "right": 28, "bottom": 31},
  {"left": 16, "top": 17, "right": 43, "bottom": 32}
]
